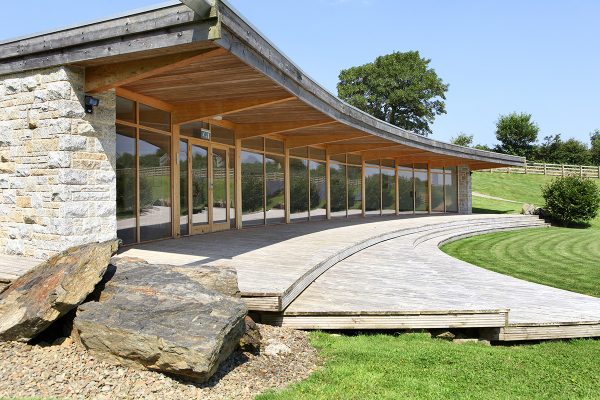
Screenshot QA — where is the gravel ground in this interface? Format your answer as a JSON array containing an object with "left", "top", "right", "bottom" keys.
[{"left": 0, "top": 324, "right": 320, "bottom": 400}]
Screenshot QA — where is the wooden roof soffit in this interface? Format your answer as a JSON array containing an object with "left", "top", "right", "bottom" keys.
[
  {"left": 86, "top": 48, "right": 228, "bottom": 94},
  {"left": 115, "top": 87, "right": 175, "bottom": 112},
  {"left": 326, "top": 142, "right": 398, "bottom": 155},
  {"left": 287, "top": 132, "right": 369, "bottom": 149},
  {"left": 235, "top": 120, "right": 336, "bottom": 140},
  {"left": 172, "top": 96, "right": 296, "bottom": 125}
]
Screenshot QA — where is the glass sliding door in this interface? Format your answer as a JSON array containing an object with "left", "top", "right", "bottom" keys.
[
  {"left": 347, "top": 165, "right": 362, "bottom": 217},
  {"left": 212, "top": 147, "right": 229, "bottom": 228},
  {"left": 414, "top": 164, "right": 429, "bottom": 212},
  {"left": 139, "top": 130, "right": 172, "bottom": 241},
  {"left": 309, "top": 161, "right": 327, "bottom": 220},
  {"left": 431, "top": 168, "right": 445, "bottom": 212},
  {"left": 290, "top": 158, "right": 309, "bottom": 221},
  {"left": 398, "top": 165, "right": 414, "bottom": 212},
  {"left": 330, "top": 163, "right": 347, "bottom": 218},
  {"left": 241, "top": 151, "right": 265, "bottom": 227},
  {"left": 116, "top": 125, "right": 137, "bottom": 245},
  {"left": 365, "top": 164, "right": 381, "bottom": 216},
  {"left": 179, "top": 140, "right": 189, "bottom": 236},
  {"left": 381, "top": 167, "right": 396, "bottom": 214},
  {"left": 191, "top": 144, "right": 209, "bottom": 232},
  {"left": 265, "top": 155, "right": 285, "bottom": 224},
  {"left": 444, "top": 167, "right": 458, "bottom": 212}
]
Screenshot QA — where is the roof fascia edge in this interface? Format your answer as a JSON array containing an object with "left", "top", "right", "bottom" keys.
[{"left": 216, "top": 0, "right": 523, "bottom": 167}]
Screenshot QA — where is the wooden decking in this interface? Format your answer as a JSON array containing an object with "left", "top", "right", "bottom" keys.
[{"left": 4, "top": 214, "right": 600, "bottom": 341}]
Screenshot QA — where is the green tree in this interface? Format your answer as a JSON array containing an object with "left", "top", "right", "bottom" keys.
[
  {"left": 591, "top": 129, "right": 600, "bottom": 166},
  {"left": 537, "top": 134, "right": 591, "bottom": 165},
  {"left": 337, "top": 51, "right": 448, "bottom": 136},
  {"left": 450, "top": 133, "right": 473, "bottom": 147},
  {"left": 494, "top": 112, "right": 539, "bottom": 158}
]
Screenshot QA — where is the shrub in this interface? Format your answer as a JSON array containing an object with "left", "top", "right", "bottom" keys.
[{"left": 542, "top": 176, "right": 600, "bottom": 226}]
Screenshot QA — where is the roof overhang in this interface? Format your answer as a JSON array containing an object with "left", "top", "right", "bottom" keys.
[{"left": 0, "top": 0, "right": 524, "bottom": 169}]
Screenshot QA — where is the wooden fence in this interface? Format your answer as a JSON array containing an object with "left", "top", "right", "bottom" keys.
[{"left": 485, "top": 162, "right": 600, "bottom": 179}]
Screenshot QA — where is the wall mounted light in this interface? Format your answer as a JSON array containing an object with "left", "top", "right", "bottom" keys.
[{"left": 84, "top": 95, "right": 100, "bottom": 114}]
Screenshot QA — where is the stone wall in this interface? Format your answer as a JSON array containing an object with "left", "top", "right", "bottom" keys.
[
  {"left": 458, "top": 165, "right": 472, "bottom": 214},
  {"left": 0, "top": 66, "right": 116, "bottom": 259}
]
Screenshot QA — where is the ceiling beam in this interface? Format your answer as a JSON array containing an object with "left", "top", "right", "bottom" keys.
[
  {"left": 235, "top": 120, "right": 335, "bottom": 140},
  {"left": 86, "top": 48, "right": 227, "bottom": 94},
  {"left": 172, "top": 96, "right": 295, "bottom": 125},
  {"left": 359, "top": 148, "right": 431, "bottom": 160},
  {"left": 115, "top": 88, "right": 175, "bottom": 112},
  {"left": 287, "top": 132, "right": 369, "bottom": 148}
]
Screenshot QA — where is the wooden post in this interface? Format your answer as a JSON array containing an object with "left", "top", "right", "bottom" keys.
[
  {"left": 598, "top": 166, "right": 600, "bottom": 179},
  {"left": 580, "top": 165, "right": 583, "bottom": 177},
  {"left": 524, "top": 162, "right": 528, "bottom": 174},
  {"left": 284, "top": 143, "right": 291, "bottom": 224},
  {"left": 325, "top": 153, "right": 331, "bottom": 219},
  {"left": 235, "top": 138, "right": 243, "bottom": 229},
  {"left": 172, "top": 124, "right": 181, "bottom": 238},
  {"left": 562, "top": 164, "right": 565, "bottom": 177},
  {"left": 507, "top": 166, "right": 511, "bottom": 174},
  {"left": 361, "top": 156, "right": 366, "bottom": 217},
  {"left": 544, "top": 163, "right": 547, "bottom": 175}
]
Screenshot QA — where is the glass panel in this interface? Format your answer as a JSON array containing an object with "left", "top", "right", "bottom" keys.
[
  {"left": 265, "top": 138, "right": 284, "bottom": 154},
  {"left": 241, "top": 151, "right": 265, "bottom": 226},
  {"left": 139, "top": 130, "right": 172, "bottom": 241},
  {"left": 212, "top": 148, "right": 228, "bottom": 224},
  {"left": 347, "top": 165, "right": 362, "bottom": 216},
  {"left": 191, "top": 145, "right": 209, "bottom": 227},
  {"left": 179, "top": 140, "right": 189, "bottom": 236},
  {"left": 381, "top": 168, "right": 396, "bottom": 214},
  {"left": 398, "top": 166, "right": 414, "bottom": 212},
  {"left": 330, "top": 154, "right": 346, "bottom": 163},
  {"left": 365, "top": 159, "right": 380, "bottom": 167},
  {"left": 265, "top": 155, "right": 285, "bottom": 224},
  {"left": 309, "top": 160, "right": 327, "bottom": 220},
  {"left": 365, "top": 166, "right": 381, "bottom": 215},
  {"left": 139, "top": 104, "right": 170, "bottom": 132},
  {"left": 431, "top": 171, "right": 445, "bottom": 212},
  {"left": 212, "top": 125, "right": 234, "bottom": 146},
  {"left": 180, "top": 121, "right": 210, "bottom": 140},
  {"left": 347, "top": 154, "right": 362, "bottom": 165},
  {"left": 116, "top": 97, "right": 135, "bottom": 123},
  {"left": 445, "top": 167, "right": 458, "bottom": 213},
  {"left": 414, "top": 165, "right": 429, "bottom": 212},
  {"left": 229, "top": 150, "right": 236, "bottom": 227},
  {"left": 242, "top": 137, "right": 264, "bottom": 152},
  {"left": 290, "top": 147, "right": 308, "bottom": 158},
  {"left": 309, "top": 147, "right": 326, "bottom": 161},
  {"left": 116, "top": 125, "right": 136, "bottom": 245},
  {"left": 290, "top": 158, "right": 309, "bottom": 221},
  {"left": 330, "top": 163, "right": 347, "bottom": 218}
]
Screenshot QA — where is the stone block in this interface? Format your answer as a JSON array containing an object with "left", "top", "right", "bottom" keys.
[
  {"left": 58, "top": 135, "right": 87, "bottom": 151},
  {"left": 58, "top": 169, "right": 87, "bottom": 185},
  {"left": 47, "top": 151, "right": 71, "bottom": 168}
]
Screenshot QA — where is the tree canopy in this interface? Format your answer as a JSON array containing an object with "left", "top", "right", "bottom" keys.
[
  {"left": 337, "top": 51, "right": 448, "bottom": 136},
  {"left": 450, "top": 133, "right": 474, "bottom": 147},
  {"left": 494, "top": 112, "right": 539, "bottom": 158}
]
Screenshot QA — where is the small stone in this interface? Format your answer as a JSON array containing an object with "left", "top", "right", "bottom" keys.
[
  {"left": 434, "top": 331, "right": 456, "bottom": 340},
  {"left": 264, "top": 343, "right": 291, "bottom": 356}
]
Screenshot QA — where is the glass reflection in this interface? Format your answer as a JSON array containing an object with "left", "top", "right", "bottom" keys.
[
  {"left": 445, "top": 167, "right": 458, "bottom": 212},
  {"left": 116, "top": 126, "right": 136, "bottom": 245},
  {"left": 414, "top": 165, "right": 429, "bottom": 212},
  {"left": 266, "top": 155, "right": 285, "bottom": 224},
  {"left": 381, "top": 168, "right": 396, "bottom": 214},
  {"left": 347, "top": 165, "right": 362, "bottom": 216},
  {"left": 309, "top": 161, "right": 326, "bottom": 220},
  {"left": 191, "top": 145, "right": 209, "bottom": 226},
  {"left": 241, "top": 151, "right": 265, "bottom": 226},
  {"left": 398, "top": 166, "right": 414, "bottom": 212},
  {"left": 431, "top": 169, "right": 445, "bottom": 212},
  {"left": 212, "top": 148, "right": 228, "bottom": 224},
  {"left": 179, "top": 140, "right": 189, "bottom": 236},
  {"left": 139, "top": 130, "right": 172, "bottom": 241},
  {"left": 365, "top": 166, "right": 381, "bottom": 215},
  {"left": 330, "top": 163, "right": 347, "bottom": 218},
  {"left": 290, "top": 158, "right": 309, "bottom": 221}
]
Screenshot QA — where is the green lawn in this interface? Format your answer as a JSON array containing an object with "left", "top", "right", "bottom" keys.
[
  {"left": 258, "top": 172, "right": 600, "bottom": 400},
  {"left": 258, "top": 333, "right": 600, "bottom": 400}
]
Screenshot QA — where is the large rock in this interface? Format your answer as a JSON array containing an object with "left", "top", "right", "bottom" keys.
[
  {"left": 74, "top": 259, "right": 247, "bottom": 383},
  {"left": 521, "top": 203, "right": 537, "bottom": 215},
  {"left": 0, "top": 240, "right": 118, "bottom": 342}
]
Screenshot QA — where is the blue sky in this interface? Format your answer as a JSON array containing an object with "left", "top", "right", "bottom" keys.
[{"left": 2, "top": 1, "right": 599, "bottom": 147}]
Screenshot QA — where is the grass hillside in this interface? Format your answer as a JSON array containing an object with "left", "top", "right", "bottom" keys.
[{"left": 444, "top": 171, "right": 600, "bottom": 297}]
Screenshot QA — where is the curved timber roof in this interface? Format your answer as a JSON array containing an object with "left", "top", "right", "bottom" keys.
[{"left": 0, "top": 0, "right": 524, "bottom": 169}]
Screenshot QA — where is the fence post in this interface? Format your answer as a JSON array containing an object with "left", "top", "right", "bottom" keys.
[
  {"left": 524, "top": 163, "right": 528, "bottom": 174},
  {"left": 580, "top": 165, "right": 583, "bottom": 177},
  {"left": 598, "top": 166, "right": 600, "bottom": 179},
  {"left": 562, "top": 165, "right": 565, "bottom": 177},
  {"left": 543, "top": 163, "right": 547, "bottom": 175},
  {"left": 507, "top": 167, "right": 510, "bottom": 174}
]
